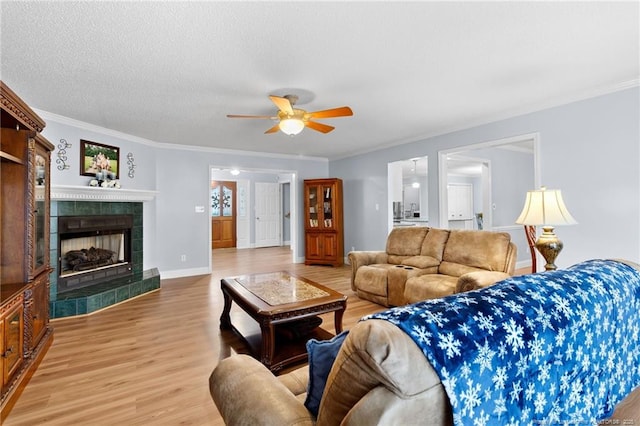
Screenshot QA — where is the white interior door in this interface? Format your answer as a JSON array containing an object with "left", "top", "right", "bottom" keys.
[{"left": 255, "top": 182, "right": 281, "bottom": 248}]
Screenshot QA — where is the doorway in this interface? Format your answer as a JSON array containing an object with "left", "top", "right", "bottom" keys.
[
  {"left": 387, "top": 156, "right": 428, "bottom": 232},
  {"left": 209, "top": 167, "right": 297, "bottom": 265},
  {"left": 211, "top": 180, "right": 237, "bottom": 249},
  {"left": 438, "top": 133, "right": 539, "bottom": 231}
]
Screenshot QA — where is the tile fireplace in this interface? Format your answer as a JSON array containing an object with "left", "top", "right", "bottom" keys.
[{"left": 49, "top": 194, "right": 159, "bottom": 319}]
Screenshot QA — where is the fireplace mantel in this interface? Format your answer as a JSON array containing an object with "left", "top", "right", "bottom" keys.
[{"left": 51, "top": 185, "right": 158, "bottom": 202}]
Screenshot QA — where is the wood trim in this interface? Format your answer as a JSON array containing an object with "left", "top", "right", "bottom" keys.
[
  {"left": 0, "top": 82, "right": 45, "bottom": 132},
  {"left": 50, "top": 185, "right": 158, "bottom": 202}
]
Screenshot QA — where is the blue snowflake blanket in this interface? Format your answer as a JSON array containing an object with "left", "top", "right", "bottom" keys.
[{"left": 364, "top": 259, "right": 640, "bottom": 425}]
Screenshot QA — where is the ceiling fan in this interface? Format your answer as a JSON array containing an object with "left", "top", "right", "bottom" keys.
[{"left": 227, "top": 94, "right": 353, "bottom": 136}]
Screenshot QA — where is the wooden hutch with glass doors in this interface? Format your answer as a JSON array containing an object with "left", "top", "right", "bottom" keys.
[
  {"left": 1, "top": 81, "right": 54, "bottom": 417},
  {"left": 304, "top": 178, "right": 344, "bottom": 266}
]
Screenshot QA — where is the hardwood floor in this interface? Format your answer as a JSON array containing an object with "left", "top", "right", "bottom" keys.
[
  {"left": 3, "top": 247, "right": 383, "bottom": 425},
  {"left": 5, "top": 247, "right": 638, "bottom": 425}
]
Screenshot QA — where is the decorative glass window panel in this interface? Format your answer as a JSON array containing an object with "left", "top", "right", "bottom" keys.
[
  {"left": 223, "top": 185, "right": 233, "bottom": 216},
  {"left": 211, "top": 187, "right": 220, "bottom": 217}
]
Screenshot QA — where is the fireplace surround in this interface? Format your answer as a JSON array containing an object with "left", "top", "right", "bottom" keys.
[{"left": 49, "top": 195, "right": 159, "bottom": 319}]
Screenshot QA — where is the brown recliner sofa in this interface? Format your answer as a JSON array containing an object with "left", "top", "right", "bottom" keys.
[
  {"left": 211, "top": 319, "right": 452, "bottom": 426},
  {"left": 348, "top": 227, "right": 517, "bottom": 306},
  {"left": 210, "top": 259, "right": 640, "bottom": 426}
]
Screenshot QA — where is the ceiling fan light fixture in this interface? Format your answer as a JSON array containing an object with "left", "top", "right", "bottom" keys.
[
  {"left": 279, "top": 118, "right": 305, "bottom": 136},
  {"left": 228, "top": 94, "right": 352, "bottom": 135}
]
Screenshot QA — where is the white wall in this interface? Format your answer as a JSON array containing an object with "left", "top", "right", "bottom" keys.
[
  {"left": 331, "top": 87, "right": 640, "bottom": 267},
  {"left": 40, "top": 86, "right": 640, "bottom": 275},
  {"left": 42, "top": 115, "right": 329, "bottom": 278}
]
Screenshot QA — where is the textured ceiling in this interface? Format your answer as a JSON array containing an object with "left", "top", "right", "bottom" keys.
[{"left": 1, "top": 1, "right": 638, "bottom": 160}]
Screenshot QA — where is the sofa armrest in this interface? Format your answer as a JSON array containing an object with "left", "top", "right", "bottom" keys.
[
  {"left": 348, "top": 251, "right": 388, "bottom": 291},
  {"left": 210, "top": 355, "right": 314, "bottom": 426},
  {"left": 456, "top": 271, "right": 511, "bottom": 293}
]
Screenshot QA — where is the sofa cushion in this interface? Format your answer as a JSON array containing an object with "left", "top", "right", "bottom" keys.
[
  {"left": 404, "top": 274, "right": 459, "bottom": 302},
  {"left": 385, "top": 227, "right": 429, "bottom": 256},
  {"left": 439, "top": 229, "right": 512, "bottom": 274},
  {"left": 210, "top": 355, "right": 315, "bottom": 426},
  {"left": 387, "top": 254, "right": 411, "bottom": 265},
  {"left": 387, "top": 265, "right": 435, "bottom": 306},
  {"left": 420, "top": 228, "right": 450, "bottom": 261},
  {"left": 278, "top": 365, "right": 310, "bottom": 396},
  {"left": 355, "top": 264, "right": 395, "bottom": 296},
  {"left": 304, "top": 331, "right": 349, "bottom": 417},
  {"left": 317, "top": 320, "right": 448, "bottom": 425},
  {"left": 401, "top": 255, "right": 440, "bottom": 269},
  {"left": 438, "top": 261, "right": 489, "bottom": 278}
]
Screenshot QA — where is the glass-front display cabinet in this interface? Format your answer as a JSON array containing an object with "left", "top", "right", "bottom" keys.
[
  {"left": 304, "top": 178, "right": 344, "bottom": 266},
  {"left": 1, "top": 81, "right": 54, "bottom": 418},
  {"left": 30, "top": 135, "right": 51, "bottom": 280}
]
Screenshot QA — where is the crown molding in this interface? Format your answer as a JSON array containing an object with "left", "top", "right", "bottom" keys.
[{"left": 35, "top": 109, "right": 327, "bottom": 163}]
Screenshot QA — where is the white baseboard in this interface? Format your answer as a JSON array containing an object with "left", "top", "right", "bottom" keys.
[
  {"left": 516, "top": 260, "right": 533, "bottom": 271},
  {"left": 160, "top": 267, "right": 211, "bottom": 279}
]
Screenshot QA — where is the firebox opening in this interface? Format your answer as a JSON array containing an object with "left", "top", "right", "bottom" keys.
[
  {"left": 61, "top": 232, "right": 125, "bottom": 275},
  {"left": 57, "top": 215, "right": 134, "bottom": 294}
]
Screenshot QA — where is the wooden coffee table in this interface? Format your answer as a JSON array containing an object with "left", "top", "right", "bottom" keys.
[{"left": 220, "top": 271, "right": 347, "bottom": 372}]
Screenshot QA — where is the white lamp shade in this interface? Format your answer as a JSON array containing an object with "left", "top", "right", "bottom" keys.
[
  {"left": 279, "top": 118, "right": 305, "bottom": 136},
  {"left": 515, "top": 187, "right": 577, "bottom": 226}
]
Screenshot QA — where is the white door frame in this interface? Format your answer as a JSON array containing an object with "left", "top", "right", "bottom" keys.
[
  {"left": 209, "top": 167, "right": 298, "bottom": 272},
  {"left": 438, "top": 132, "right": 541, "bottom": 229},
  {"left": 279, "top": 178, "right": 293, "bottom": 248}
]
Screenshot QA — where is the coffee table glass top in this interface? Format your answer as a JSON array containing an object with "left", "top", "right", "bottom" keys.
[{"left": 235, "top": 271, "right": 329, "bottom": 306}]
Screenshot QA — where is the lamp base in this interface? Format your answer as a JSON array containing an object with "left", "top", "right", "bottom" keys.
[{"left": 535, "top": 226, "right": 563, "bottom": 271}]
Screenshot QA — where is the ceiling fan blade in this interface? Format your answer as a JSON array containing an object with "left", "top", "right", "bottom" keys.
[
  {"left": 269, "top": 95, "right": 294, "bottom": 115},
  {"left": 305, "top": 121, "right": 335, "bottom": 133},
  {"left": 307, "top": 106, "right": 353, "bottom": 119},
  {"left": 227, "top": 114, "right": 276, "bottom": 119},
  {"left": 264, "top": 124, "right": 280, "bottom": 134}
]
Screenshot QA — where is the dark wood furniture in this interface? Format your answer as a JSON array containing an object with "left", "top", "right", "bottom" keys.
[
  {"left": 220, "top": 271, "right": 347, "bottom": 372},
  {"left": 1, "top": 81, "right": 54, "bottom": 417},
  {"left": 304, "top": 178, "right": 344, "bottom": 266},
  {"left": 524, "top": 225, "right": 537, "bottom": 273}
]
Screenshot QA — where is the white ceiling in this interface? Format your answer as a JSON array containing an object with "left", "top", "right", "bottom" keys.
[{"left": 1, "top": 2, "right": 638, "bottom": 160}]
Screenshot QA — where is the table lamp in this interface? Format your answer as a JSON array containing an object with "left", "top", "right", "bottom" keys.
[{"left": 515, "top": 186, "right": 577, "bottom": 271}]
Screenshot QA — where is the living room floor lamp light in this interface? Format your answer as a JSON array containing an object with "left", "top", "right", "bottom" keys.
[{"left": 515, "top": 186, "right": 577, "bottom": 271}]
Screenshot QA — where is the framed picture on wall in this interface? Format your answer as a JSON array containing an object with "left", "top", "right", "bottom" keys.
[{"left": 80, "top": 139, "right": 120, "bottom": 179}]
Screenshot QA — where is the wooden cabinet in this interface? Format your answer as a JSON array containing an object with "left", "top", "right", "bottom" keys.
[
  {"left": 26, "top": 275, "right": 50, "bottom": 355},
  {"left": 1, "top": 297, "right": 24, "bottom": 388},
  {"left": 447, "top": 183, "right": 473, "bottom": 220},
  {"left": 1, "top": 81, "right": 54, "bottom": 417},
  {"left": 304, "top": 178, "right": 344, "bottom": 266}
]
